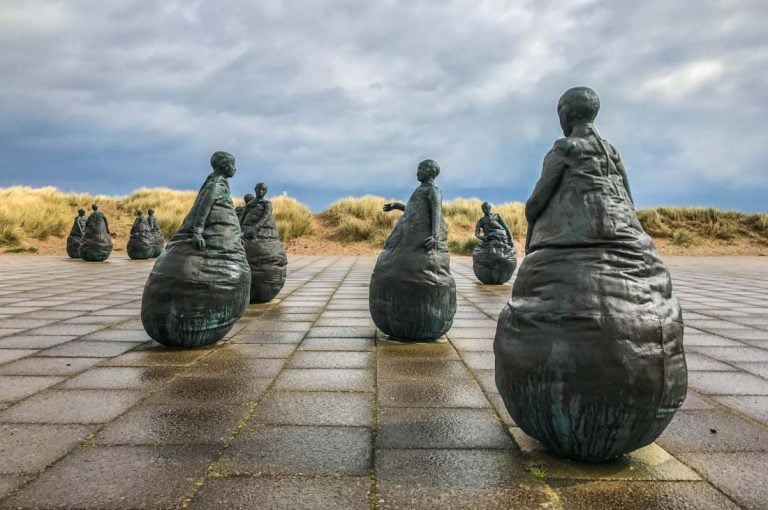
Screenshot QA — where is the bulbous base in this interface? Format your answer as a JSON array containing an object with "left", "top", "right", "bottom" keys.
[
  {"left": 66, "top": 237, "right": 82, "bottom": 259},
  {"left": 472, "top": 243, "right": 516, "bottom": 284},
  {"left": 80, "top": 243, "right": 112, "bottom": 262},
  {"left": 249, "top": 265, "right": 286, "bottom": 303},
  {"left": 141, "top": 272, "right": 249, "bottom": 348},
  {"left": 127, "top": 238, "right": 154, "bottom": 260},
  {"left": 369, "top": 276, "right": 456, "bottom": 341}
]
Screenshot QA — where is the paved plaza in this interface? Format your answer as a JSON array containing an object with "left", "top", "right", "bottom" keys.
[{"left": 0, "top": 255, "right": 766, "bottom": 509}]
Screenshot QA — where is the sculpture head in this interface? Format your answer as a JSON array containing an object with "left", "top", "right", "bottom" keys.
[
  {"left": 135, "top": 210, "right": 143, "bottom": 217},
  {"left": 147, "top": 208, "right": 155, "bottom": 216},
  {"left": 91, "top": 203, "right": 99, "bottom": 212},
  {"left": 557, "top": 87, "right": 600, "bottom": 136},
  {"left": 244, "top": 193, "right": 255, "bottom": 204},
  {"left": 255, "top": 183, "right": 268, "bottom": 199},
  {"left": 77, "top": 208, "right": 86, "bottom": 216},
  {"left": 210, "top": 151, "right": 236, "bottom": 178},
  {"left": 481, "top": 201, "right": 491, "bottom": 216},
  {"left": 416, "top": 159, "right": 440, "bottom": 183}
]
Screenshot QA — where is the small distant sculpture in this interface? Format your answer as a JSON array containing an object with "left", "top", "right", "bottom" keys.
[
  {"left": 472, "top": 202, "right": 517, "bottom": 284},
  {"left": 127, "top": 210, "right": 154, "bottom": 260},
  {"left": 369, "top": 159, "right": 456, "bottom": 341},
  {"left": 79, "top": 204, "right": 113, "bottom": 262},
  {"left": 147, "top": 208, "right": 164, "bottom": 257},
  {"left": 241, "top": 183, "right": 287, "bottom": 303},
  {"left": 494, "top": 87, "right": 687, "bottom": 462},
  {"left": 236, "top": 193, "right": 254, "bottom": 225},
  {"left": 66, "top": 208, "right": 87, "bottom": 258},
  {"left": 141, "top": 151, "right": 251, "bottom": 348}
]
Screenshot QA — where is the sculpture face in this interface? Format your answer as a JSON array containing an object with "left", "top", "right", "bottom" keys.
[
  {"left": 211, "top": 151, "right": 236, "bottom": 178},
  {"left": 78, "top": 209, "right": 85, "bottom": 216},
  {"left": 244, "top": 193, "right": 254, "bottom": 204},
  {"left": 255, "top": 184, "right": 267, "bottom": 199},
  {"left": 481, "top": 202, "right": 491, "bottom": 216},
  {"left": 416, "top": 159, "right": 439, "bottom": 183},
  {"left": 148, "top": 208, "right": 155, "bottom": 216}
]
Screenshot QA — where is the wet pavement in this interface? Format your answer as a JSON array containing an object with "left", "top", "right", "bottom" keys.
[{"left": 0, "top": 255, "right": 766, "bottom": 509}]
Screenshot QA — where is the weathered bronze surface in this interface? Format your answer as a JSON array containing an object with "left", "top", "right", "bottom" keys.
[
  {"left": 494, "top": 87, "right": 687, "bottom": 462},
  {"left": 79, "top": 204, "right": 113, "bottom": 262},
  {"left": 242, "top": 183, "right": 287, "bottom": 303},
  {"left": 147, "top": 208, "right": 164, "bottom": 258},
  {"left": 66, "top": 208, "right": 87, "bottom": 259},
  {"left": 369, "top": 159, "right": 456, "bottom": 341},
  {"left": 127, "top": 210, "right": 154, "bottom": 260},
  {"left": 141, "top": 151, "right": 250, "bottom": 348},
  {"left": 472, "top": 202, "right": 517, "bottom": 284}
]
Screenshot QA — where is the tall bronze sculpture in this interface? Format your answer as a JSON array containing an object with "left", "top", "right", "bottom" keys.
[
  {"left": 369, "top": 159, "right": 456, "bottom": 341},
  {"left": 141, "top": 151, "right": 251, "bottom": 348},
  {"left": 127, "top": 210, "right": 154, "bottom": 260},
  {"left": 147, "top": 208, "right": 164, "bottom": 257},
  {"left": 241, "top": 183, "right": 287, "bottom": 303},
  {"left": 472, "top": 202, "right": 517, "bottom": 284},
  {"left": 79, "top": 204, "right": 113, "bottom": 262},
  {"left": 494, "top": 87, "right": 687, "bottom": 462},
  {"left": 66, "top": 208, "right": 87, "bottom": 258}
]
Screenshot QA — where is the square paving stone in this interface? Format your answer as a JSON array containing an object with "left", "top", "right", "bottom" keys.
[
  {"left": 183, "top": 358, "right": 285, "bottom": 379},
  {"left": 252, "top": 391, "right": 372, "bottom": 426},
  {"left": 376, "top": 359, "right": 470, "bottom": 379},
  {"left": 446, "top": 327, "right": 498, "bottom": 339},
  {"left": 692, "top": 346, "right": 768, "bottom": 362},
  {"left": 680, "top": 391, "right": 717, "bottom": 410},
  {"left": 0, "top": 349, "right": 36, "bottom": 365},
  {"left": 377, "top": 342, "right": 460, "bottom": 359},
  {"left": 59, "top": 367, "right": 178, "bottom": 390},
  {"left": 96, "top": 404, "right": 246, "bottom": 445},
  {"left": 288, "top": 351, "right": 373, "bottom": 369},
  {"left": 217, "top": 425, "right": 371, "bottom": 476},
  {"left": 188, "top": 476, "right": 370, "bottom": 510},
  {"left": 3, "top": 445, "right": 216, "bottom": 510},
  {"left": 0, "top": 356, "right": 102, "bottom": 376},
  {"left": 208, "top": 343, "right": 296, "bottom": 359},
  {"left": 100, "top": 349, "right": 209, "bottom": 366},
  {"left": 145, "top": 375, "right": 272, "bottom": 405},
  {"left": 306, "top": 327, "right": 375, "bottom": 338},
  {"left": 713, "top": 396, "right": 768, "bottom": 423},
  {"left": 0, "top": 389, "right": 144, "bottom": 424},
  {"left": 461, "top": 351, "right": 496, "bottom": 370},
  {"left": 25, "top": 324, "right": 106, "bottom": 336},
  {"left": 0, "top": 375, "right": 63, "bottom": 402},
  {"left": 375, "top": 449, "right": 550, "bottom": 510},
  {"left": 684, "top": 333, "right": 742, "bottom": 347},
  {"left": 510, "top": 428, "right": 699, "bottom": 481},
  {"left": 378, "top": 380, "right": 490, "bottom": 408},
  {"left": 79, "top": 329, "right": 152, "bottom": 342},
  {"left": 688, "top": 371, "right": 768, "bottom": 395},
  {"left": 0, "top": 475, "right": 26, "bottom": 498},
  {"left": 657, "top": 409, "right": 768, "bottom": 453},
  {"left": 273, "top": 369, "right": 374, "bottom": 392},
  {"left": 678, "top": 452, "right": 768, "bottom": 510},
  {"left": 450, "top": 337, "right": 495, "bottom": 351},
  {"left": 36, "top": 340, "right": 140, "bottom": 358},
  {"left": 684, "top": 352, "right": 739, "bottom": 371},
  {"left": 0, "top": 423, "right": 93, "bottom": 474},
  {"left": 313, "top": 317, "right": 374, "bottom": 327},
  {"left": 298, "top": 337, "right": 374, "bottom": 351},
  {"left": 377, "top": 408, "right": 512, "bottom": 449},
  {"left": 549, "top": 480, "right": 740, "bottom": 510},
  {"left": 0, "top": 335, "right": 75, "bottom": 349},
  {"left": 232, "top": 331, "right": 307, "bottom": 344}
]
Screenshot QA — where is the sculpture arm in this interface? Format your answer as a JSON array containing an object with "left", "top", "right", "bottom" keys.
[
  {"left": 526, "top": 143, "right": 568, "bottom": 225},
  {"left": 613, "top": 147, "right": 634, "bottom": 205},
  {"left": 102, "top": 215, "right": 112, "bottom": 236},
  {"left": 423, "top": 186, "right": 441, "bottom": 251},
  {"left": 252, "top": 201, "right": 272, "bottom": 230},
  {"left": 130, "top": 218, "right": 140, "bottom": 235},
  {"left": 498, "top": 216, "right": 513, "bottom": 243},
  {"left": 383, "top": 202, "right": 405, "bottom": 212},
  {"left": 188, "top": 178, "right": 221, "bottom": 235},
  {"left": 474, "top": 220, "right": 485, "bottom": 241}
]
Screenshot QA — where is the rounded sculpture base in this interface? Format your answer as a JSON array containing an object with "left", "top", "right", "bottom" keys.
[
  {"left": 141, "top": 272, "right": 249, "bottom": 348},
  {"left": 66, "top": 238, "right": 82, "bottom": 259},
  {"left": 80, "top": 243, "right": 112, "bottom": 262},
  {"left": 249, "top": 265, "right": 286, "bottom": 303},
  {"left": 472, "top": 244, "right": 516, "bottom": 284},
  {"left": 369, "top": 276, "right": 456, "bottom": 341},
  {"left": 127, "top": 239, "right": 153, "bottom": 260}
]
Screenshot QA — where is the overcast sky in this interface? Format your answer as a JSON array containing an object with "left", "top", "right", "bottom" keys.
[{"left": 1, "top": 0, "right": 766, "bottom": 211}]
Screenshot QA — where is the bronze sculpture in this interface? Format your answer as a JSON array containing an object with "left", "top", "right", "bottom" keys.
[
  {"left": 66, "top": 208, "right": 87, "bottom": 258},
  {"left": 236, "top": 193, "right": 254, "bottom": 225},
  {"left": 147, "top": 208, "right": 164, "bottom": 257},
  {"left": 494, "top": 87, "right": 687, "bottom": 461},
  {"left": 369, "top": 159, "right": 456, "bottom": 341},
  {"left": 472, "top": 202, "right": 517, "bottom": 284},
  {"left": 141, "top": 151, "right": 251, "bottom": 348},
  {"left": 79, "top": 204, "right": 113, "bottom": 262},
  {"left": 241, "top": 183, "right": 287, "bottom": 303},
  {"left": 127, "top": 210, "right": 154, "bottom": 260}
]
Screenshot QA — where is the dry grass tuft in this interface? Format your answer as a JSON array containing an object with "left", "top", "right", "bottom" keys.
[{"left": 272, "top": 196, "right": 315, "bottom": 241}]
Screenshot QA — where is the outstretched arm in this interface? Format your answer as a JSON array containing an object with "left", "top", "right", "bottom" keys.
[{"left": 382, "top": 202, "right": 405, "bottom": 212}]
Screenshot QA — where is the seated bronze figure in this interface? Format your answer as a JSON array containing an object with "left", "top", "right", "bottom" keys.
[
  {"left": 79, "top": 204, "right": 113, "bottom": 262},
  {"left": 472, "top": 202, "right": 517, "bottom": 284},
  {"left": 127, "top": 210, "right": 154, "bottom": 260},
  {"left": 66, "top": 208, "right": 87, "bottom": 259}
]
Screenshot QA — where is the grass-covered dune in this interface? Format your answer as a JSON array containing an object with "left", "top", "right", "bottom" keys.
[{"left": 1, "top": 186, "right": 766, "bottom": 256}]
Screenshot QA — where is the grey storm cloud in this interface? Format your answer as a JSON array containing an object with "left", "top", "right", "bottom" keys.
[{"left": 0, "top": 0, "right": 766, "bottom": 207}]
